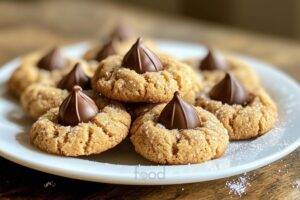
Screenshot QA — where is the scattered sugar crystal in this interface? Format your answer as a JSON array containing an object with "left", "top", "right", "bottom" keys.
[
  {"left": 43, "top": 181, "right": 56, "bottom": 188},
  {"left": 292, "top": 180, "right": 300, "bottom": 189},
  {"left": 156, "top": 124, "right": 165, "bottom": 129},
  {"left": 225, "top": 174, "right": 252, "bottom": 197}
]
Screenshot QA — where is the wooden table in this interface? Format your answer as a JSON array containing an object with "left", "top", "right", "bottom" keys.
[{"left": 0, "top": 1, "right": 299, "bottom": 199}]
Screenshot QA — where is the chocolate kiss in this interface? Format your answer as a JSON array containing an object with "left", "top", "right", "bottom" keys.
[
  {"left": 122, "top": 37, "right": 163, "bottom": 74},
  {"left": 58, "top": 86, "right": 99, "bottom": 126},
  {"left": 199, "top": 50, "right": 227, "bottom": 71},
  {"left": 95, "top": 40, "right": 117, "bottom": 62},
  {"left": 110, "top": 24, "right": 134, "bottom": 42},
  {"left": 37, "top": 48, "right": 67, "bottom": 71},
  {"left": 158, "top": 92, "right": 201, "bottom": 130},
  {"left": 57, "top": 63, "right": 91, "bottom": 91},
  {"left": 209, "top": 73, "right": 250, "bottom": 105}
]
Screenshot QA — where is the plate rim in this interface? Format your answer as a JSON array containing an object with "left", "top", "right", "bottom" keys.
[{"left": 0, "top": 40, "right": 299, "bottom": 185}]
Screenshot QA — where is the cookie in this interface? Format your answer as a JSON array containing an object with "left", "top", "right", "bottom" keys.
[
  {"left": 21, "top": 84, "right": 68, "bottom": 119},
  {"left": 7, "top": 48, "right": 80, "bottom": 98},
  {"left": 126, "top": 72, "right": 202, "bottom": 119},
  {"left": 30, "top": 86, "right": 131, "bottom": 156},
  {"left": 126, "top": 103, "right": 158, "bottom": 120},
  {"left": 21, "top": 62, "right": 93, "bottom": 119},
  {"left": 130, "top": 92, "right": 229, "bottom": 164},
  {"left": 195, "top": 73, "right": 277, "bottom": 140},
  {"left": 185, "top": 50, "right": 260, "bottom": 91},
  {"left": 92, "top": 38, "right": 202, "bottom": 103}
]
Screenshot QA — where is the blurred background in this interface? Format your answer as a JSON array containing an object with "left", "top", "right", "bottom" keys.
[
  {"left": 116, "top": 0, "right": 300, "bottom": 40},
  {"left": 1, "top": 0, "right": 300, "bottom": 67},
  {"left": 1, "top": 0, "right": 299, "bottom": 39}
]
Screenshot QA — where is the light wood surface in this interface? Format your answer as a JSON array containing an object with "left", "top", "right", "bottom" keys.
[{"left": 0, "top": 1, "right": 299, "bottom": 199}]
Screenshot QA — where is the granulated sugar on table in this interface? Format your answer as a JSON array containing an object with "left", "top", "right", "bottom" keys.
[
  {"left": 43, "top": 181, "right": 56, "bottom": 188},
  {"left": 292, "top": 180, "right": 300, "bottom": 189},
  {"left": 225, "top": 173, "right": 252, "bottom": 197}
]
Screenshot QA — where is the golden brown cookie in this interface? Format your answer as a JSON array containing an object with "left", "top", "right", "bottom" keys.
[
  {"left": 30, "top": 87, "right": 131, "bottom": 156},
  {"left": 21, "top": 62, "right": 94, "bottom": 119},
  {"left": 126, "top": 103, "right": 158, "bottom": 120},
  {"left": 21, "top": 84, "right": 68, "bottom": 119},
  {"left": 130, "top": 93, "right": 229, "bottom": 164},
  {"left": 185, "top": 52, "right": 260, "bottom": 91},
  {"left": 195, "top": 86, "right": 277, "bottom": 140},
  {"left": 7, "top": 49, "right": 91, "bottom": 98},
  {"left": 92, "top": 52, "right": 202, "bottom": 103}
]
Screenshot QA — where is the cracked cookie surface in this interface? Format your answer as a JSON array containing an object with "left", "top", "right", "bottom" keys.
[
  {"left": 21, "top": 84, "right": 69, "bottom": 119},
  {"left": 30, "top": 97, "right": 131, "bottom": 156},
  {"left": 92, "top": 54, "right": 202, "bottom": 103},
  {"left": 130, "top": 104, "right": 229, "bottom": 164},
  {"left": 195, "top": 88, "right": 277, "bottom": 140}
]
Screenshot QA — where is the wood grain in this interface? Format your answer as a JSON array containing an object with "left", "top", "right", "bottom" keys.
[{"left": 0, "top": 1, "right": 299, "bottom": 199}]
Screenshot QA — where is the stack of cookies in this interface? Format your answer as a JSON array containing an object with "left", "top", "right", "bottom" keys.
[{"left": 7, "top": 25, "right": 278, "bottom": 165}]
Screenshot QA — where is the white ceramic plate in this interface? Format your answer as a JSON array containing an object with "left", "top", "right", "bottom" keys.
[{"left": 0, "top": 40, "right": 299, "bottom": 185}]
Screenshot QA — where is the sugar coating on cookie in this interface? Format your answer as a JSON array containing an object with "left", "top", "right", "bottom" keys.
[
  {"left": 30, "top": 97, "right": 131, "bottom": 156},
  {"left": 195, "top": 88, "right": 277, "bottom": 140},
  {"left": 21, "top": 84, "right": 69, "bottom": 119},
  {"left": 92, "top": 55, "right": 202, "bottom": 103},
  {"left": 130, "top": 104, "right": 229, "bottom": 164},
  {"left": 7, "top": 61, "right": 59, "bottom": 98},
  {"left": 126, "top": 103, "right": 158, "bottom": 120},
  {"left": 20, "top": 62, "right": 94, "bottom": 119}
]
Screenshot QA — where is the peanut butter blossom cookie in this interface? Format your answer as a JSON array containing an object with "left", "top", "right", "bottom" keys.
[
  {"left": 30, "top": 86, "right": 131, "bottom": 156},
  {"left": 92, "top": 38, "right": 202, "bottom": 103},
  {"left": 130, "top": 92, "right": 229, "bottom": 164},
  {"left": 21, "top": 62, "right": 93, "bottom": 119},
  {"left": 185, "top": 50, "right": 260, "bottom": 91},
  {"left": 195, "top": 73, "right": 277, "bottom": 140},
  {"left": 8, "top": 48, "right": 76, "bottom": 98},
  {"left": 126, "top": 103, "right": 158, "bottom": 120}
]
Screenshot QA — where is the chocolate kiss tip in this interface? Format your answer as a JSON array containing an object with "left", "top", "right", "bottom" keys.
[
  {"left": 58, "top": 85, "right": 98, "bottom": 126},
  {"left": 173, "top": 91, "right": 180, "bottom": 99},
  {"left": 73, "top": 85, "right": 82, "bottom": 92},
  {"left": 37, "top": 48, "right": 67, "bottom": 71},
  {"left": 199, "top": 49, "right": 227, "bottom": 71},
  {"left": 158, "top": 92, "right": 201, "bottom": 130},
  {"left": 72, "top": 62, "right": 80, "bottom": 71},
  {"left": 122, "top": 37, "right": 163, "bottom": 74},
  {"left": 57, "top": 63, "right": 91, "bottom": 91},
  {"left": 95, "top": 39, "right": 117, "bottom": 62},
  {"left": 209, "top": 73, "right": 250, "bottom": 105}
]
